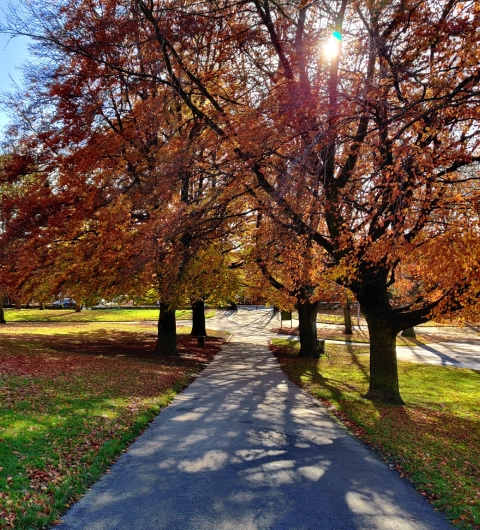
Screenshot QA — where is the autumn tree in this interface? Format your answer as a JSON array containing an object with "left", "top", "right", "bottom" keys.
[
  {"left": 2, "top": 0, "right": 480, "bottom": 403},
  {"left": 244, "top": 212, "right": 329, "bottom": 357},
  {"left": 171, "top": 242, "right": 242, "bottom": 336},
  {"left": 238, "top": 0, "right": 480, "bottom": 403},
  {"left": 1, "top": 1, "right": 247, "bottom": 354}
]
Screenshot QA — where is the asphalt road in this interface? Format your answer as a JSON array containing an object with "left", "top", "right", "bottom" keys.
[{"left": 55, "top": 312, "right": 455, "bottom": 530}]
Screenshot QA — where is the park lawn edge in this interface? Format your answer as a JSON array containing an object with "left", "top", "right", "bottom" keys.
[
  {"left": 51, "top": 378, "right": 190, "bottom": 528},
  {"left": 0, "top": 329, "right": 226, "bottom": 530},
  {"left": 2, "top": 376, "right": 190, "bottom": 529}
]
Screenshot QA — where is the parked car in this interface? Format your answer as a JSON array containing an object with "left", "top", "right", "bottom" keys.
[{"left": 51, "top": 298, "right": 76, "bottom": 308}]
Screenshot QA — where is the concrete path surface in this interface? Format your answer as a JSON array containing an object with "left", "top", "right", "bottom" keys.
[
  {"left": 395, "top": 341, "right": 480, "bottom": 370},
  {"left": 56, "top": 320, "right": 454, "bottom": 530}
]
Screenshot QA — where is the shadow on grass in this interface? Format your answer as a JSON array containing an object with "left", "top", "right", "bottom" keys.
[
  {"left": 345, "top": 343, "right": 369, "bottom": 380},
  {"left": 396, "top": 337, "right": 424, "bottom": 347},
  {"left": 366, "top": 397, "right": 480, "bottom": 525},
  {"left": 0, "top": 325, "right": 212, "bottom": 354},
  {"left": 271, "top": 342, "right": 370, "bottom": 403}
]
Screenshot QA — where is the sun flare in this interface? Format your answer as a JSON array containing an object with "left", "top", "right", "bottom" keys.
[{"left": 323, "top": 31, "right": 342, "bottom": 60}]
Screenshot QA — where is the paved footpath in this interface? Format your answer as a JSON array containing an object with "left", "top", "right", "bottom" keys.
[{"left": 56, "top": 311, "right": 454, "bottom": 530}]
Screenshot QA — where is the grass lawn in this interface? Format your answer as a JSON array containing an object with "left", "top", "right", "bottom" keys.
[
  {"left": 270, "top": 339, "right": 480, "bottom": 530},
  {"left": 2, "top": 308, "right": 216, "bottom": 323},
  {"left": 0, "top": 322, "right": 226, "bottom": 529}
]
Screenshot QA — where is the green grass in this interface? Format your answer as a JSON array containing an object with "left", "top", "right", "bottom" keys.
[
  {"left": 0, "top": 322, "right": 224, "bottom": 529},
  {"left": 270, "top": 339, "right": 480, "bottom": 530},
  {"left": 316, "top": 312, "right": 346, "bottom": 324},
  {"left": 2, "top": 308, "right": 216, "bottom": 323}
]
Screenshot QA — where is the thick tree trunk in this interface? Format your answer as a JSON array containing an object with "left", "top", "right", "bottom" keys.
[
  {"left": 14, "top": 300, "right": 21, "bottom": 310},
  {"left": 343, "top": 301, "right": 352, "bottom": 334},
  {"left": 297, "top": 298, "right": 321, "bottom": 358},
  {"left": 0, "top": 302, "right": 6, "bottom": 324},
  {"left": 401, "top": 326, "right": 416, "bottom": 338},
  {"left": 75, "top": 303, "right": 82, "bottom": 313},
  {"left": 190, "top": 300, "right": 207, "bottom": 337},
  {"left": 39, "top": 302, "right": 45, "bottom": 310},
  {"left": 155, "top": 302, "right": 178, "bottom": 355},
  {"left": 363, "top": 311, "right": 404, "bottom": 405}
]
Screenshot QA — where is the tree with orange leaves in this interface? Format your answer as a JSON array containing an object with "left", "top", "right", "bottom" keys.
[{"left": 1, "top": 0, "right": 480, "bottom": 403}]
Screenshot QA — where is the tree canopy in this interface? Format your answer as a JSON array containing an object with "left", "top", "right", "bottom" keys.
[{"left": 1, "top": 0, "right": 479, "bottom": 403}]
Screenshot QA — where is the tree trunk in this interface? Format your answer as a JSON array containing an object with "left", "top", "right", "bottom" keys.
[
  {"left": 14, "top": 300, "right": 21, "bottom": 310},
  {"left": 155, "top": 302, "right": 178, "bottom": 355},
  {"left": 190, "top": 300, "right": 207, "bottom": 337},
  {"left": 297, "top": 297, "right": 321, "bottom": 358},
  {"left": 343, "top": 301, "right": 352, "bottom": 334},
  {"left": 363, "top": 311, "right": 404, "bottom": 405},
  {"left": 39, "top": 302, "right": 45, "bottom": 310},
  {"left": 75, "top": 303, "right": 82, "bottom": 313},
  {"left": 0, "top": 302, "right": 6, "bottom": 324},
  {"left": 401, "top": 326, "right": 416, "bottom": 338}
]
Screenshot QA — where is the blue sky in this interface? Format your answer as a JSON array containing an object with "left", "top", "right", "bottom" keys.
[{"left": 0, "top": 0, "right": 33, "bottom": 135}]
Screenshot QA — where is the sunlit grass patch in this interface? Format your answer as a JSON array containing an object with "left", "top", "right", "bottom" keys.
[
  {"left": 270, "top": 339, "right": 480, "bottom": 530},
  {"left": 2, "top": 308, "right": 216, "bottom": 323},
  {"left": 0, "top": 323, "right": 224, "bottom": 529}
]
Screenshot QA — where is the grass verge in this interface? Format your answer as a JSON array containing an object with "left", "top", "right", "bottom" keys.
[
  {"left": 270, "top": 339, "right": 480, "bottom": 530},
  {"left": 2, "top": 309, "right": 216, "bottom": 323},
  {"left": 0, "top": 323, "right": 225, "bottom": 529}
]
